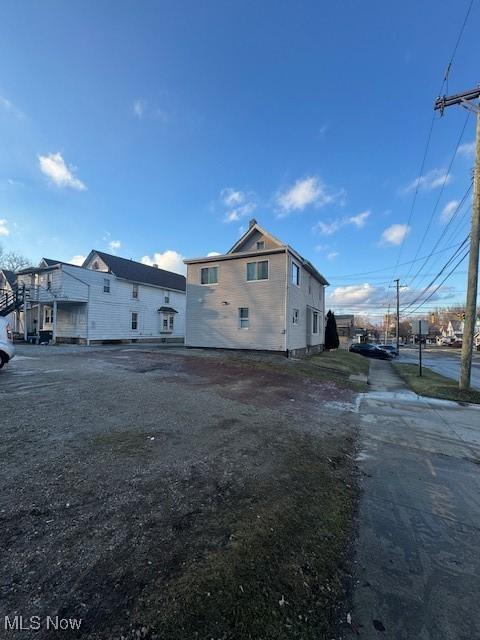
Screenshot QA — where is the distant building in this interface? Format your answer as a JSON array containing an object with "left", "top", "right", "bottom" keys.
[{"left": 335, "top": 314, "right": 355, "bottom": 338}]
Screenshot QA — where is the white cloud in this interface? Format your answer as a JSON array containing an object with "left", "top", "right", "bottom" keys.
[
  {"left": 329, "top": 283, "right": 383, "bottom": 305},
  {"left": 221, "top": 188, "right": 244, "bottom": 207},
  {"left": 109, "top": 240, "right": 121, "bottom": 251},
  {"left": 220, "top": 187, "right": 257, "bottom": 223},
  {"left": 133, "top": 98, "right": 146, "bottom": 119},
  {"left": 314, "top": 220, "right": 341, "bottom": 235},
  {"left": 380, "top": 223, "right": 410, "bottom": 245},
  {"left": 0, "top": 219, "right": 10, "bottom": 236},
  {"left": 327, "top": 251, "right": 339, "bottom": 260},
  {"left": 457, "top": 141, "right": 475, "bottom": 158},
  {"left": 38, "top": 153, "right": 86, "bottom": 191},
  {"left": 277, "top": 176, "right": 345, "bottom": 216},
  {"left": 348, "top": 210, "right": 370, "bottom": 227},
  {"left": 440, "top": 200, "right": 459, "bottom": 224},
  {"left": 313, "top": 210, "right": 370, "bottom": 236},
  {"left": 141, "top": 250, "right": 186, "bottom": 275},
  {"left": 68, "top": 254, "right": 86, "bottom": 266},
  {"left": 401, "top": 168, "right": 451, "bottom": 194},
  {"left": 207, "top": 251, "right": 221, "bottom": 257}
]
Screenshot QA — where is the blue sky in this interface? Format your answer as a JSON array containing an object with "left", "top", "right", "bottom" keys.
[{"left": 0, "top": 0, "right": 478, "bottom": 319}]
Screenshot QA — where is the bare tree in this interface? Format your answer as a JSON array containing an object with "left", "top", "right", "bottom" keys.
[{"left": 0, "top": 245, "right": 32, "bottom": 272}]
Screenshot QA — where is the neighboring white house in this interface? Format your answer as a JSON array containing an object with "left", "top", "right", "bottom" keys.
[
  {"left": 14, "top": 251, "right": 186, "bottom": 344},
  {"left": 184, "top": 220, "right": 328, "bottom": 357},
  {"left": 0, "top": 269, "right": 18, "bottom": 330}
]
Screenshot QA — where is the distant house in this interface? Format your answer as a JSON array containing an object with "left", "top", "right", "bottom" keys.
[
  {"left": 184, "top": 220, "right": 328, "bottom": 356},
  {"left": 447, "top": 320, "right": 463, "bottom": 341},
  {"left": 11, "top": 251, "right": 186, "bottom": 344},
  {"left": 336, "top": 314, "right": 354, "bottom": 335}
]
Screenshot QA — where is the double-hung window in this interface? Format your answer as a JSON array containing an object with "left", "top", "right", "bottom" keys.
[
  {"left": 291, "top": 262, "right": 300, "bottom": 286},
  {"left": 293, "top": 309, "right": 299, "bottom": 324},
  {"left": 312, "top": 312, "right": 319, "bottom": 334},
  {"left": 162, "top": 314, "right": 175, "bottom": 332},
  {"left": 132, "top": 283, "right": 139, "bottom": 299},
  {"left": 164, "top": 292, "right": 170, "bottom": 303},
  {"left": 239, "top": 307, "right": 249, "bottom": 329},
  {"left": 131, "top": 312, "right": 138, "bottom": 330},
  {"left": 246, "top": 260, "right": 268, "bottom": 281},
  {"left": 201, "top": 266, "right": 218, "bottom": 284},
  {"left": 104, "top": 278, "right": 110, "bottom": 293},
  {"left": 256, "top": 240, "right": 265, "bottom": 250}
]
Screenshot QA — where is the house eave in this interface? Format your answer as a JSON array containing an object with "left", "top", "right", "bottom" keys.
[{"left": 184, "top": 247, "right": 287, "bottom": 265}]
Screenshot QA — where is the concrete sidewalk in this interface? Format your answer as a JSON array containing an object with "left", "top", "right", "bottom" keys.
[{"left": 349, "top": 360, "right": 480, "bottom": 639}]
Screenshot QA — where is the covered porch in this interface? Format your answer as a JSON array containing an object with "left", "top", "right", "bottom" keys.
[{"left": 21, "top": 300, "right": 88, "bottom": 344}]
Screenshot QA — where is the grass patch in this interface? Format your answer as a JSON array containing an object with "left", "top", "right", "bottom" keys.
[
  {"left": 133, "top": 433, "right": 357, "bottom": 640},
  {"left": 297, "top": 349, "right": 369, "bottom": 391},
  {"left": 394, "top": 363, "right": 480, "bottom": 404}
]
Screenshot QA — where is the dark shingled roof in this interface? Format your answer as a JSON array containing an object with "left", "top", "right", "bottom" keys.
[
  {"left": 90, "top": 251, "right": 186, "bottom": 292},
  {"left": 1, "top": 269, "right": 16, "bottom": 287},
  {"left": 42, "top": 258, "right": 62, "bottom": 266},
  {"left": 158, "top": 306, "right": 178, "bottom": 314}
]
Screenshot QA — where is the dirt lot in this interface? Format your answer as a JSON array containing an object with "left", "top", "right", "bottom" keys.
[{"left": 1, "top": 345, "right": 361, "bottom": 640}]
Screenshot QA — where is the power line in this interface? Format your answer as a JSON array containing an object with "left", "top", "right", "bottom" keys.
[
  {"left": 403, "top": 112, "right": 471, "bottom": 285},
  {"left": 326, "top": 241, "right": 465, "bottom": 279},
  {"left": 402, "top": 249, "right": 470, "bottom": 316},
  {"left": 404, "top": 182, "right": 472, "bottom": 289},
  {"left": 401, "top": 235, "right": 470, "bottom": 312}
]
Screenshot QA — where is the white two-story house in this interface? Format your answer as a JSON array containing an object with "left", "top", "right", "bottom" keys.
[
  {"left": 184, "top": 220, "right": 328, "bottom": 357},
  {"left": 15, "top": 251, "right": 186, "bottom": 344}
]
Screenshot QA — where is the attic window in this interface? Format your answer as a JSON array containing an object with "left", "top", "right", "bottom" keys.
[
  {"left": 256, "top": 241, "right": 265, "bottom": 250},
  {"left": 92, "top": 261, "right": 99, "bottom": 270}
]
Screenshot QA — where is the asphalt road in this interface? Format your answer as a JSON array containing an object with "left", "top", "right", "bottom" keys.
[
  {"left": 349, "top": 360, "right": 480, "bottom": 639},
  {"left": 398, "top": 346, "right": 480, "bottom": 390}
]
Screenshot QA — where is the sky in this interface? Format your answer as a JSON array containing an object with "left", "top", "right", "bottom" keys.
[{"left": 0, "top": 0, "right": 478, "bottom": 321}]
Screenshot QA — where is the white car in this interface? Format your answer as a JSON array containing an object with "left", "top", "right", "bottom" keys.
[{"left": 0, "top": 316, "right": 15, "bottom": 368}]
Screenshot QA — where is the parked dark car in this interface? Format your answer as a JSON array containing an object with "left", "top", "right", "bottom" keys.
[
  {"left": 349, "top": 343, "right": 393, "bottom": 360},
  {"left": 377, "top": 344, "right": 399, "bottom": 357},
  {"left": 449, "top": 340, "right": 462, "bottom": 348}
]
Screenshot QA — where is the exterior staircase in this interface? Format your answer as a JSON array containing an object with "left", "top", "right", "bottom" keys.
[{"left": 0, "top": 286, "right": 28, "bottom": 317}]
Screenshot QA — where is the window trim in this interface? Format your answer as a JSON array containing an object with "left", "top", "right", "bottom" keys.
[
  {"left": 246, "top": 259, "right": 269, "bottom": 282},
  {"left": 291, "top": 261, "right": 300, "bottom": 287},
  {"left": 292, "top": 309, "right": 299, "bottom": 325},
  {"left": 256, "top": 240, "right": 265, "bottom": 250},
  {"left": 131, "top": 311, "right": 138, "bottom": 331},
  {"left": 238, "top": 307, "right": 249, "bottom": 330},
  {"left": 132, "top": 283, "right": 139, "bottom": 299},
  {"left": 103, "top": 278, "right": 111, "bottom": 293},
  {"left": 312, "top": 311, "right": 319, "bottom": 335},
  {"left": 200, "top": 265, "right": 219, "bottom": 285}
]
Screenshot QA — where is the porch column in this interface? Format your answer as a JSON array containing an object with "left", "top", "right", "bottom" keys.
[
  {"left": 52, "top": 300, "right": 57, "bottom": 344},
  {"left": 36, "top": 304, "right": 41, "bottom": 343},
  {"left": 23, "top": 304, "right": 28, "bottom": 342}
]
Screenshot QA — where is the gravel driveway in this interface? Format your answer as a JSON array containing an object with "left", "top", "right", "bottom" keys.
[{"left": 1, "top": 345, "right": 360, "bottom": 640}]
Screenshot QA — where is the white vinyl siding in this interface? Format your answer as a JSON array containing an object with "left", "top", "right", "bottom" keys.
[
  {"left": 286, "top": 254, "right": 325, "bottom": 351},
  {"left": 186, "top": 252, "right": 287, "bottom": 351}
]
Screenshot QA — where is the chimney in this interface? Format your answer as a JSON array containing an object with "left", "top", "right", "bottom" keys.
[
  {"left": 249, "top": 218, "right": 257, "bottom": 229},
  {"left": 153, "top": 263, "right": 159, "bottom": 268}
]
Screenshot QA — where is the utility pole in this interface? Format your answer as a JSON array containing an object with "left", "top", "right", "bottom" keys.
[
  {"left": 395, "top": 279, "right": 400, "bottom": 354},
  {"left": 435, "top": 87, "right": 480, "bottom": 390}
]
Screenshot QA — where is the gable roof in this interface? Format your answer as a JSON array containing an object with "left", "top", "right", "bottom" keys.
[
  {"left": 0, "top": 269, "right": 16, "bottom": 287},
  {"left": 228, "top": 221, "right": 285, "bottom": 254},
  {"left": 84, "top": 250, "right": 186, "bottom": 292}
]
